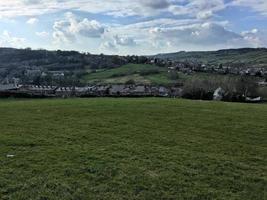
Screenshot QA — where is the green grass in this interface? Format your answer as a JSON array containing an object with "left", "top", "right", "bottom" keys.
[
  {"left": 82, "top": 64, "right": 175, "bottom": 85},
  {"left": 83, "top": 63, "right": 163, "bottom": 80},
  {"left": 81, "top": 63, "right": 263, "bottom": 86},
  {"left": 145, "top": 72, "right": 177, "bottom": 85},
  {"left": 93, "top": 74, "right": 150, "bottom": 85},
  {"left": 0, "top": 98, "right": 266, "bottom": 200}
]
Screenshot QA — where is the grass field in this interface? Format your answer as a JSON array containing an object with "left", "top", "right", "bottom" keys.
[
  {"left": 0, "top": 98, "right": 266, "bottom": 200},
  {"left": 82, "top": 64, "right": 177, "bottom": 85},
  {"left": 81, "top": 64, "right": 265, "bottom": 91}
]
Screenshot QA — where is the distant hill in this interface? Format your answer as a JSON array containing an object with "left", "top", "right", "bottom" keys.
[
  {"left": 0, "top": 47, "right": 127, "bottom": 71},
  {"left": 155, "top": 48, "right": 267, "bottom": 66},
  {"left": 0, "top": 47, "right": 266, "bottom": 86},
  {"left": 0, "top": 47, "right": 130, "bottom": 85}
]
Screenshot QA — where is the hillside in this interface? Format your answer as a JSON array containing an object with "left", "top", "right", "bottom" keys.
[
  {"left": 82, "top": 63, "right": 178, "bottom": 85},
  {"left": 0, "top": 98, "right": 266, "bottom": 199},
  {"left": 0, "top": 48, "right": 126, "bottom": 70},
  {"left": 0, "top": 47, "right": 129, "bottom": 85},
  {"left": 155, "top": 48, "right": 267, "bottom": 66},
  {"left": 0, "top": 47, "right": 266, "bottom": 86}
]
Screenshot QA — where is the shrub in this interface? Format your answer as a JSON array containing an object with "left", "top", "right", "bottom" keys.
[
  {"left": 125, "top": 79, "right": 135, "bottom": 85},
  {"left": 111, "top": 73, "right": 127, "bottom": 78},
  {"left": 182, "top": 75, "right": 260, "bottom": 101},
  {"left": 140, "top": 69, "right": 160, "bottom": 76},
  {"left": 182, "top": 78, "right": 216, "bottom": 100},
  {"left": 168, "top": 71, "right": 180, "bottom": 80}
]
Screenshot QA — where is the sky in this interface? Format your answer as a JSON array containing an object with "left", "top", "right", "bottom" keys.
[{"left": 0, "top": 0, "right": 266, "bottom": 55}]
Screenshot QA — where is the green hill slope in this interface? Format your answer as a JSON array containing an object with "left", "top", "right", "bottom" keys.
[
  {"left": 156, "top": 48, "right": 267, "bottom": 66},
  {"left": 82, "top": 63, "right": 178, "bottom": 85},
  {"left": 81, "top": 63, "right": 263, "bottom": 87},
  {"left": 0, "top": 98, "right": 266, "bottom": 199}
]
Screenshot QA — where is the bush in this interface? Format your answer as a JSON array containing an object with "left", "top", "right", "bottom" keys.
[
  {"left": 140, "top": 69, "right": 160, "bottom": 76},
  {"left": 125, "top": 79, "right": 136, "bottom": 85},
  {"left": 111, "top": 73, "right": 127, "bottom": 78},
  {"left": 168, "top": 71, "right": 179, "bottom": 80},
  {"left": 182, "top": 78, "right": 218, "bottom": 100},
  {"left": 257, "top": 87, "right": 267, "bottom": 100},
  {"left": 182, "top": 75, "right": 260, "bottom": 101}
]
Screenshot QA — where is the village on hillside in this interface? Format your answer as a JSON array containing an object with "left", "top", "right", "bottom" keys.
[{"left": 0, "top": 48, "right": 267, "bottom": 102}]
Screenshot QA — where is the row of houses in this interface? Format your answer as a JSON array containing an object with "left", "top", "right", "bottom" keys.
[
  {"left": 0, "top": 84, "right": 183, "bottom": 98},
  {"left": 149, "top": 57, "right": 267, "bottom": 76},
  {"left": 169, "top": 63, "right": 267, "bottom": 76},
  {"left": 0, "top": 83, "right": 265, "bottom": 102}
]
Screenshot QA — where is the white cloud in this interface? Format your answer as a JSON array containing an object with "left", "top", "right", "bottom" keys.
[
  {"left": 0, "top": 0, "right": 265, "bottom": 20},
  {"left": 100, "top": 41, "right": 118, "bottom": 52},
  {"left": 0, "top": 31, "right": 26, "bottom": 47},
  {"left": 0, "top": 0, "right": 226, "bottom": 18},
  {"left": 231, "top": 0, "right": 267, "bottom": 16},
  {"left": 169, "top": 0, "right": 225, "bottom": 19},
  {"left": 36, "top": 31, "right": 49, "bottom": 37},
  {"left": 0, "top": 0, "right": 265, "bottom": 54},
  {"left": 241, "top": 28, "right": 267, "bottom": 47},
  {"left": 147, "top": 22, "right": 242, "bottom": 47},
  {"left": 53, "top": 30, "right": 75, "bottom": 44},
  {"left": 69, "top": 18, "right": 105, "bottom": 38},
  {"left": 52, "top": 12, "right": 105, "bottom": 44},
  {"left": 141, "top": 0, "right": 170, "bottom": 9},
  {"left": 102, "top": 17, "right": 267, "bottom": 54},
  {"left": 27, "top": 17, "right": 39, "bottom": 24},
  {"left": 197, "top": 10, "right": 213, "bottom": 20},
  {"left": 114, "top": 35, "right": 136, "bottom": 46}
]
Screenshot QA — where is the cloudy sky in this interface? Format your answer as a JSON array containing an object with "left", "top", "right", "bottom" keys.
[{"left": 0, "top": 0, "right": 266, "bottom": 55}]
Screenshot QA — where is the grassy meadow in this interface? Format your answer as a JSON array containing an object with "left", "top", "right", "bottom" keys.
[
  {"left": 0, "top": 98, "right": 266, "bottom": 200},
  {"left": 82, "top": 64, "right": 177, "bottom": 85},
  {"left": 81, "top": 64, "right": 261, "bottom": 86}
]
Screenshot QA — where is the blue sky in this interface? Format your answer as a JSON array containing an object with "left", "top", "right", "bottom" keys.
[{"left": 0, "top": 0, "right": 266, "bottom": 55}]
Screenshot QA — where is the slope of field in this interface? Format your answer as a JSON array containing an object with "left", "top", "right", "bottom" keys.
[
  {"left": 0, "top": 98, "right": 266, "bottom": 200},
  {"left": 82, "top": 64, "right": 177, "bottom": 85},
  {"left": 81, "top": 63, "right": 264, "bottom": 88},
  {"left": 156, "top": 48, "right": 267, "bottom": 66}
]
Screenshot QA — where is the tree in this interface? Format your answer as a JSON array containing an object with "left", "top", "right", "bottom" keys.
[
  {"left": 125, "top": 79, "right": 135, "bottom": 85},
  {"left": 236, "top": 76, "right": 259, "bottom": 97},
  {"left": 168, "top": 71, "right": 179, "bottom": 80}
]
